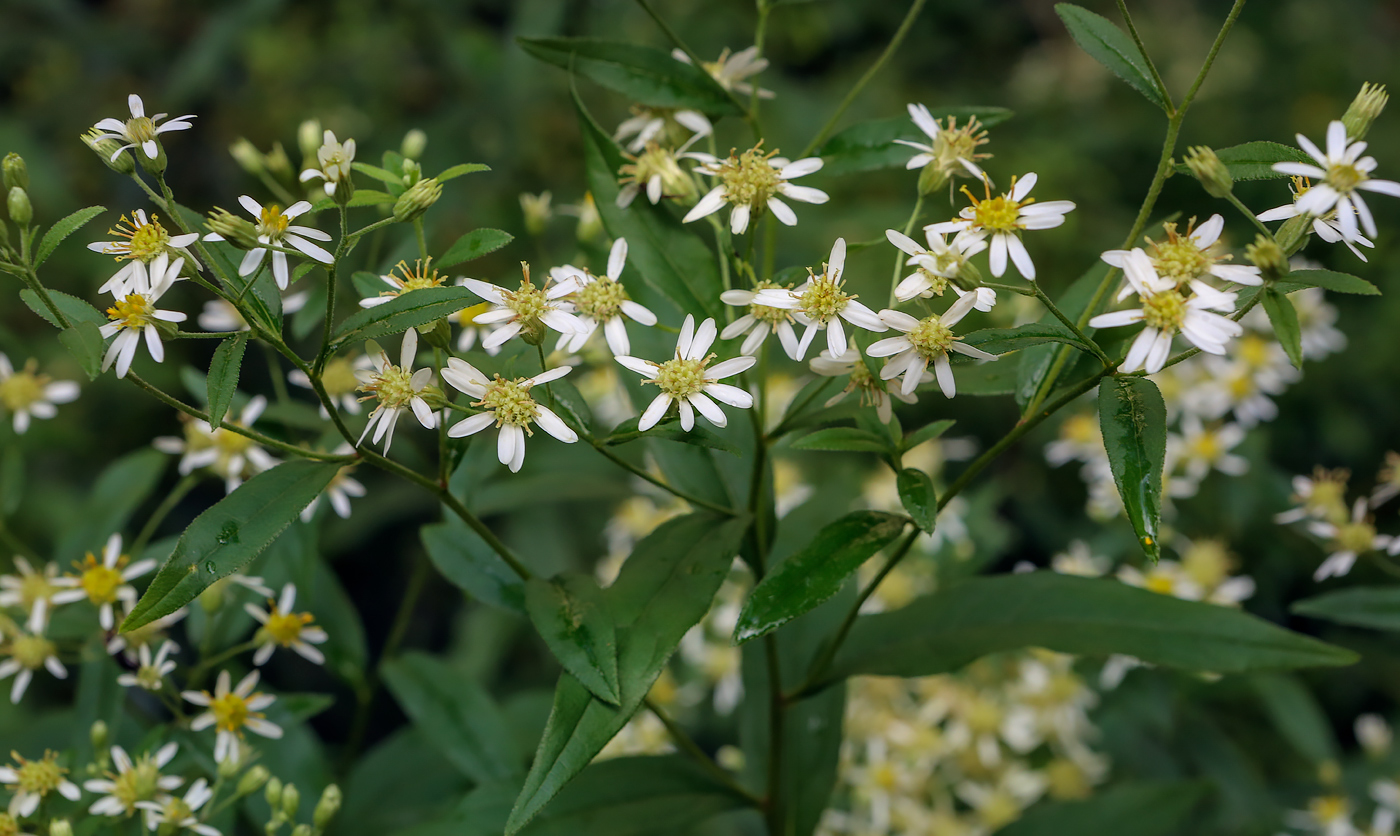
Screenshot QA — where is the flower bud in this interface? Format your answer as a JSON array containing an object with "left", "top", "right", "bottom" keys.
[
  {"left": 291, "top": 825, "right": 312, "bottom": 836},
  {"left": 206, "top": 207, "right": 261, "bottom": 250},
  {"left": 7, "top": 187, "right": 32, "bottom": 227},
  {"left": 401, "top": 129, "right": 428, "bottom": 161},
  {"left": 400, "top": 159, "right": 422, "bottom": 188},
  {"left": 218, "top": 755, "right": 242, "bottom": 780},
  {"left": 1275, "top": 214, "right": 1312, "bottom": 257},
  {"left": 1183, "top": 146, "right": 1233, "bottom": 198},
  {"left": 237, "top": 765, "right": 272, "bottom": 797},
  {"left": 264, "top": 777, "right": 283, "bottom": 809},
  {"left": 393, "top": 177, "right": 441, "bottom": 223},
  {"left": 281, "top": 783, "right": 301, "bottom": 819},
  {"left": 574, "top": 193, "right": 603, "bottom": 243},
  {"left": 313, "top": 785, "right": 342, "bottom": 830},
  {"left": 229, "top": 139, "right": 265, "bottom": 175},
  {"left": 917, "top": 163, "right": 949, "bottom": 197},
  {"left": 49, "top": 820, "right": 72, "bottom": 836},
  {"left": 138, "top": 141, "right": 168, "bottom": 175},
  {"left": 298, "top": 120, "right": 324, "bottom": 164},
  {"left": 952, "top": 260, "right": 983, "bottom": 292},
  {"left": 1342, "top": 82, "right": 1388, "bottom": 142},
  {"left": 265, "top": 143, "right": 293, "bottom": 182},
  {"left": 81, "top": 129, "right": 137, "bottom": 175},
  {"left": 1245, "top": 234, "right": 1288, "bottom": 281},
  {"left": 90, "top": 721, "right": 109, "bottom": 751},
  {"left": 199, "top": 578, "right": 225, "bottom": 612},
  {"left": 519, "top": 192, "right": 553, "bottom": 236},
  {"left": 418, "top": 317, "right": 454, "bottom": 351},
  {"left": 2, "top": 153, "right": 28, "bottom": 191}
]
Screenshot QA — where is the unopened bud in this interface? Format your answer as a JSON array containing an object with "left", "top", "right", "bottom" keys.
[
  {"left": 917, "top": 163, "right": 949, "bottom": 197},
  {"left": 265, "top": 143, "right": 293, "bottom": 181},
  {"left": 1245, "top": 234, "right": 1288, "bottom": 280},
  {"left": 2, "top": 153, "right": 28, "bottom": 191},
  {"left": 1184, "top": 146, "right": 1233, "bottom": 198},
  {"left": 238, "top": 765, "right": 272, "bottom": 797},
  {"left": 401, "top": 129, "right": 428, "bottom": 161},
  {"left": 81, "top": 129, "right": 136, "bottom": 175},
  {"left": 1275, "top": 214, "right": 1312, "bottom": 257},
  {"left": 264, "top": 777, "right": 283, "bottom": 809},
  {"left": 952, "top": 260, "right": 983, "bottom": 292},
  {"left": 393, "top": 177, "right": 441, "bottom": 223},
  {"left": 218, "top": 755, "right": 242, "bottom": 780},
  {"left": 519, "top": 192, "right": 553, "bottom": 237},
  {"left": 7, "top": 187, "right": 32, "bottom": 226},
  {"left": 298, "top": 120, "right": 323, "bottom": 163},
  {"left": 229, "top": 139, "right": 265, "bottom": 175},
  {"left": 574, "top": 193, "right": 603, "bottom": 243},
  {"left": 281, "top": 783, "right": 301, "bottom": 819},
  {"left": 400, "top": 159, "right": 422, "bottom": 188},
  {"left": 138, "top": 141, "right": 168, "bottom": 175},
  {"left": 291, "top": 825, "right": 312, "bottom": 836},
  {"left": 90, "top": 721, "right": 109, "bottom": 751},
  {"left": 49, "top": 820, "right": 72, "bottom": 836},
  {"left": 418, "top": 317, "right": 454, "bottom": 351},
  {"left": 313, "top": 785, "right": 342, "bottom": 830},
  {"left": 206, "top": 207, "right": 261, "bottom": 250},
  {"left": 1342, "top": 82, "right": 1388, "bottom": 142}
]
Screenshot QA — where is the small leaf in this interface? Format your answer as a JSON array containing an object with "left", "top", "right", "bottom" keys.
[
  {"left": 604, "top": 416, "right": 739, "bottom": 455},
  {"left": 205, "top": 332, "right": 250, "bottom": 429},
  {"left": 734, "top": 511, "right": 906, "bottom": 643},
  {"left": 436, "top": 229, "right": 515, "bottom": 271},
  {"left": 1281, "top": 268, "right": 1380, "bottom": 296},
  {"left": 897, "top": 469, "right": 937, "bottom": 532},
  {"left": 332, "top": 286, "right": 477, "bottom": 347},
  {"left": 1175, "top": 141, "right": 1314, "bottom": 182},
  {"left": 1261, "top": 287, "right": 1303, "bottom": 369},
  {"left": 817, "top": 109, "right": 1014, "bottom": 175},
  {"left": 352, "top": 162, "right": 404, "bottom": 186},
  {"left": 962, "top": 322, "right": 1089, "bottom": 355},
  {"left": 21, "top": 288, "right": 106, "bottom": 329},
  {"left": 1251, "top": 673, "right": 1339, "bottom": 765},
  {"left": 58, "top": 321, "right": 105, "bottom": 381},
  {"left": 1293, "top": 586, "right": 1400, "bottom": 630},
  {"left": 422, "top": 517, "right": 527, "bottom": 614},
  {"left": 1055, "top": 4, "right": 1170, "bottom": 112},
  {"left": 36, "top": 206, "right": 106, "bottom": 268},
  {"left": 526, "top": 575, "right": 621, "bottom": 705},
  {"left": 121, "top": 460, "right": 342, "bottom": 632},
  {"left": 519, "top": 37, "right": 739, "bottom": 115},
  {"left": 789, "top": 427, "right": 891, "bottom": 454},
  {"left": 994, "top": 781, "right": 1204, "bottom": 836},
  {"left": 547, "top": 379, "right": 595, "bottom": 437},
  {"left": 1098, "top": 376, "right": 1167, "bottom": 560},
  {"left": 902, "top": 419, "right": 955, "bottom": 452},
  {"left": 309, "top": 189, "right": 399, "bottom": 213},
  {"left": 438, "top": 163, "right": 490, "bottom": 182}
]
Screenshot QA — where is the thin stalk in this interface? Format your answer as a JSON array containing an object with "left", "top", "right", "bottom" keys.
[
  {"left": 645, "top": 697, "right": 763, "bottom": 806},
  {"left": 1032, "top": 281, "right": 1112, "bottom": 366},
  {"left": 1115, "top": 0, "right": 1174, "bottom": 113},
  {"left": 762, "top": 632, "right": 785, "bottom": 833},
  {"left": 635, "top": 0, "right": 755, "bottom": 130},
  {"left": 1223, "top": 191, "right": 1276, "bottom": 238},
  {"left": 187, "top": 640, "right": 259, "bottom": 688},
  {"left": 316, "top": 206, "right": 350, "bottom": 373},
  {"left": 263, "top": 342, "right": 292, "bottom": 404},
  {"left": 980, "top": 281, "right": 1037, "bottom": 297},
  {"left": 414, "top": 218, "right": 429, "bottom": 260},
  {"left": 131, "top": 472, "right": 200, "bottom": 556},
  {"left": 590, "top": 441, "right": 739, "bottom": 515}
]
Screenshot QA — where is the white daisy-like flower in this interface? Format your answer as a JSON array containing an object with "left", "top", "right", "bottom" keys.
[
  {"left": 88, "top": 210, "right": 201, "bottom": 290},
  {"left": 300, "top": 448, "right": 367, "bottom": 521},
  {"left": 358, "top": 258, "right": 447, "bottom": 308},
  {"left": 927, "top": 173, "right": 1075, "bottom": 280},
  {"left": 1044, "top": 411, "right": 1103, "bottom": 468},
  {"left": 89, "top": 93, "right": 195, "bottom": 162},
  {"left": 1258, "top": 177, "right": 1377, "bottom": 262},
  {"left": 116, "top": 639, "right": 179, "bottom": 691},
  {"left": 0, "top": 354, "right": 78, "bottom": 434},
  {"left": 84, "top": 742, "right": 183, "bottom": 817},
  {"left": 1268, "top": 119, "right": 1400, "bottom": 239},
  {"left": 810, "top": 348, "right": 923, "bottom": 424},
  {"left": 1102, "top": 215, "right": 1262, "bottom": 287},
  {"left": 441, "top": 361, "right": 578, "bottom": 473},
  {"left": 136, "top": 778, "right": 220, "bottom": 836},
  {"left": 288, "top": 354, "right": 374, "bottom": 417},
  {"left": 0, "top": 558, "right": 64, "bottom": 618},
  {"left": 106, "top": 606, "right": 187, "bottom": 661},
  {"left": 1283, "top": 795, "right": 1360, "bottom": 836},
  {"left": 50, "top": 534, "right": 156, "bottom": 630},
  {"left": 0, "top": 602, "right": 67, "bottom": 703},
  {"left": 182, "top": 670, "right": 282, "bottom": 764},
  {"left": 617, "top": 140, "right": 702, "bottom": 208},
  {"left": 449, "top": 298, "right": 501, "bottom": 355},
  {"left": 244, "top": 583, "right": 330, "bottom": 666},
  {"left": 1310, "top": 499, "right": 1390, "bottom": 581},
  {"left": 615, "top": 315, "right": 756, "bottom": 432},
  {"left": 682, "top": 145, "right": 828, "bottom": 235},
  {"left": 1171, "top": 414, "right": 1249, "bottom": 483},
  {"left": 299, "top": 130, "right": 356, "bottom": 197},
  {"left": 152, "top": 397, "right": 279, "bottom": 494},
  {"left": 673, "top": 46, "right": 775, "bottom": 99},
  {"left": 886, "top": 227, "right": 994, "bottom": 308},
  {"left": 751, "top": 238, "right": 887, "bottom": 359},
  {"left": 354, "top": 329, "right": 438, "bottom": 454},
  {"left": 1275, "top": 468, "right": 1351, "bottom": 526},
  {"left": 614, "top": 107, "right": 712, "bottom": 154},
  {"left": 866, "top": 293, "right": 996, "bottom": 397},
  {"left": 895, "top": 102, "right": 991, "bottom": 181},
  {"left": 1087, "top": 248, "right": 1241, "bottom": 375},
  {"left": 99, "top": 252, "right": 187, "bottom": 379},
  {"left": 719, "top": 282, "right": 801, "bottom": 357},
  {"left": 0, "top": 749, "right": 82, "bottom": 817},
  {"left": 204, "top": 196, "right": 333, "bottom": 290},
  {"left": 462, "top": 264, "right": 586, "bottom": 351},
  {"left": 552, "top": 239, "right": 657, "bottom": 355}
]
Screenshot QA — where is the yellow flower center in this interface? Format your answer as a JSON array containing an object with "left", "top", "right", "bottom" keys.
[
  {"left": 503, "top": 277, "right": 550, "bottom": 323},
  {"left": 74, "top": 552, "right": 129, "bottom": 604},
  {"left": 1147, "top": 226, "right": 1212, "bottom": 284},
  {"left": 961, "top": 177, "right": 1031, "bottom": 232},
  {"left": 796, "top": 273, "right": 850, "bottom": 324},
  {"left": 575, "top": 276, "right": 630, "bottom": 322},
  {"left": 1144, "top": 570, "right": 1177, "bottom": 595},
  {"left": 109, "top": 756, "right": 163, "bottom": 813},
  {"left": 930, "top": 116, "right": 991, "bottom": 175},
  {"left": 1303, "top": 470, "right": 1350, "bottom": 524},
  {"left": 1189, "top": 430, "right": 1222, "bottom": 462},
  {"left": 1336, "top": 520, "right": 1377, "bottom": 554},
  {"left": 477, "top": 377, "right": 540, "bottom": 431},
  {"left": 0, "top": 366, "right": 47, "bottom": 412},
  {"left": 650, "top": 355, "right": 712, "bottom": 400},
  {"left": 15, "top": 570, "right": 55, "bottom": 612},
  {"left": 717, "top": 145, "right": 783, "bottom": 210},
  {"left": 359, "top": 365, "right": 418, "bottom": 411},
  {"left": 108, "top": 214, "right": 172, "bottom": 262},
  {"left": 321, "top": 357, "right": 361, "bottom": 397},
  {"left": 107, "top": 294, "right": 156, "bottom": 330},
  {"left": 159, "top": 797, "right": 194, "bottom": 824},
  {"left": 1237, "top": 334, "right": 1271, "bottom": 368},
  {"left": 977, "top": 789, "right": 1022, "bottom": 829},
  {"left": 746, "top": 280, "right": 792, "bottom": 326},
  {"left": 1140, "top": 290, "right": 1187, "bottom": 332},
  {"left": 456, "top": 302, "right": 492, "bottom": 328},
  {"left": 965, "top": 698, "right": 1003, "bottom": 734},
  {"left": 11, "top": 751, "right": 68, "bottom": 796},
  {"left": 1061, "top": 412, "right": 1099, "bottom": 445},
  {"left": 133, "top": 662, "right": 167, "bottom": 691},
  {"left": 262, "top": 607, "right": 314, "bottom": 646},
  {"left": 209, "top": 691, "right": 254, "bottom": 733},
  {"left": 383, "top": 259, "right": 444, "bottom": 298},
  {"left": 256, "top": 205, "right": 290, "bottom": 240},
  {"left": 618, "top": 143, "right": 694, "bottom": 201},
  {"left": 915, "top": 266, "right": 951, "bottom": 295},
  {"left": 906, "top": 314, "right": 956, "bottom": 359},
  {"left": 125, "top": 116, "right": 157, "bottom": 144},
  {"left": 211, "top": 427, "right": 254, "bottom": 456},
  {"left": 871, "top": 762, "right": 899, "bottom": 790},
  {"left": 1182, "top": 539, "right": 1233, "bottom": 589},
  {"left": 1325, "top": 161, "right": 1367, "bottom": 194},
  {"left": 9, "top": 634, "right": 55, "bottom": 670},
  {"left": 1310, "top": 795, "right": 1349, "bottom": 824},
  {"left": 0, "top": 812, "right": 19, "bottom": 836}
]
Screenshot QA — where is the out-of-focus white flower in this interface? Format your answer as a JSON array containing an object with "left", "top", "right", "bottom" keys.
[
  {"left": 927, "top": 173, "right": 1075, "bottom": 280},
  {"left": 617, "top": 141, "right": 702, "bottom": 208},
  {"left": 183, "top": 670, "right": 282, "bottom": 764},
  {"left": 896, "top": 103, "right": 991, "bottom": 183},
  {"left": 1310, "top": 499, "right": 1389, "bottom": 581},
  {"left": 289, "top": 354, "right": 374, "bottom": 417},
  {"left": 84, "top": 742, "right": 182, "bottom": 817},
  {"left": 51, "top": 534, "right": 156, "bottom": 630},
  {"left": 1283, "top": 795, "right": 1359, "bottom": 836},
  {"left": 136, "top": 779, "right": 220, "bottom": 836},
  {"left": 441, "top": 361, "right": 578, "bottom": 473},
  {"left": 683, "top": 146, "right": 828, "bottom": 235},
  {"left": 674, "top": 46, "right": 775, "bottom": 99},
  {"left": 299, "top": 130, "right": 356, "bottom": 197},
  {"left": 117, "top": 639, "right": 179, "bottom": 691},
  {"left": 354, "top": 329, "right": 438, "bottom": 454},
  {"left": 616, "top": 315, "right": 756, "bottom": 432},
  {"left": 245, "top": 583, "right": 329, "bottom": 666},
  {"left": 1269, "top": 120, "right": 1400, "bottom": 239},
  {"left": 0, "top": 749, "right": 82, "bottom": 817},
  {"left": 301, "top": 448, "right": 366, "bottom": 521},
  {"left": 868, "top": 294, "right": 997, "bottom": 397},
  {"left": 0, "top": 603, "right": 66, "bottom": 703},
  {"left": 1045, "top": 411, "right": 1103, "bottom": 468},
  {"left": 614, "top": 107, "right": 712, "bottom": 154},
  {"left": 1170, "top": 414, "right": 1248, "bottom": 484},
  {"left": 0, "top": 559, "right": 63, "bottom": 619},
  {"left": 153, "top": 397, "right": 279, "bottom": 494},
  {"left": 1276, "top": 468, "right": 1352, "bottom": 526},
  {"left": 89, "top": 94, "right": 195, "bottom": 162},
  {"left": 1357, "top": 714, "right": 1392, "bottom": 759},
  {"left": 1050, "top": 541, "right": 1110, "bottom": 577},
  {"left": 553, "top": 240, "right": 657, "bottom": 355},
  {"left": 752, "top": 239, "right": 887, "bottom": 359},
  {"left": 205, "top": 196, "right": 332, "bottom": 289},
  {"left": 99, "top": 253, "right": 187, "bottom": 379}
]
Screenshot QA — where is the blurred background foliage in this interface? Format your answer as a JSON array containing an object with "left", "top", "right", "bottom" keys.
[{"left": 1, "top": 0, "right": 1399, "bottom": 833}]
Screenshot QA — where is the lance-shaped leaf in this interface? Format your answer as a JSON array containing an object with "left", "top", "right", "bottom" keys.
[
  {"left": 1055, "top": 4, "right": 1170, "bottom": 112},
  {"left": 1174, "top": 141, "right": 1314, "bottom": 182},
  {"left": 825, "top": 572, "right": 1356, "bottom": 685},
  {"left": 438, "top": 163, "right": 490, "bottom": 182},
  {"left": 58, "top": 321, "right": 105, "bottom": 381},
  {"left": 120, "top": 460, "right": 343, "bottom": 631},
  {"left": 897, "top": 469, "right": 937, "bottom": 532},
  {"left": 604, "top": 416, "right": 739, "bottom": 456},
  {"left": 817, "top": 108, "right": 1013, "bottom": 175},
  {"left": 1251, "top": 673, "right": 1339, "bottom": 765},
  {"left": 1293, "top": 586, "right": 1400, "bottom": 630},
  {"left": 1261, "top": 286, "right": 1303, "bottom": 369},
  {"left": 519, "top": 37, "right": 740, "bottom": 115},
  {"left": 994, "top": 781, "right": 1205, "bottom": 836},
  {"left": 789, "top": 427, "right": 892, "bottom": 454},
  {"left": 36, "top": 206, "right": 106, "bottom": 268},
  {"left": 436, "top": 228, "right": 514, "bottom": 271},
  {"left": 901, "top": 419, "right": 955, "bottom": 452},
  {"left": 1098, "top": 375, "right": 1166, "bottom": 559},
  {"left": 21, "top": 288, "right": 106, "bottom": 329},
  {"left": 422, "top": 517, "right": 527, "bottom": 614},
  {"left": 1280, "top": 268, "right": 1380, "bottom": 296},
  {"left": 526, "top": 574, "right": 621, "bottom": 705},
  {"left": 962, "top": 322, "right": 1089, "bottom": 355},
  {"left": 734, "top": 511, "right": 906, "bottom": 643},
  {"left": 331, "top": 285, "right": 476, "bottom": 347},
  {"left": 205, "top": 332, "right": 249, "bottom": 429}
]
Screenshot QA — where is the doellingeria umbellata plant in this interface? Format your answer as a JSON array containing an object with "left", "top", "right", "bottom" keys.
[{"left": 2, "top": 1, "right": 1399, "bottom": 834}]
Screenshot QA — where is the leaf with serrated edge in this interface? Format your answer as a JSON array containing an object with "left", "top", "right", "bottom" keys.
[
  {"left": 897, "top": 469, "right": 937, "bottom": 532},
  {"left": 36, "top": 206, "right": 105, "bottom": 268},
  {"left": 962, "top": 322, "right": 1088, "bottom": 355},
  {"left": 526, "top": 575, "right": 621, "bottom": 705},
  {"left": 1262, "top": 287, "right": 1303, "bottom": 369},
  {"left": 436, "top": 229, "right": 514, "bottom": 270},
  {"left": 902, "top": 419, "right": 955, "bottom": 452},
  {"left": 1175, "top": 141, "right": 1314, "bottom": 182},
  {"left": 604, "top": 416, "right": 739, "bottom": 455},
  {"left": 1282, "top": 269, "right": 1380, "bottom": 296},
  {"left": 519, "top": 37, "right": 738, "bottom": 115},
  {"left": 1098, "top": 376, "right": 1166, "bottom": 559},
  {"left": 438, "top": 163, "right": 490, "bottom": 182},
  {"left": 21, "top": 289, "right": 106, "bottom": 329},
  {"left": 332, "top": 286, "right": 476, "bottom": 346},
  {"left": 790, "top": 427, "right": 891, "bottom": 454},
  {"left": 206, "top": 332, "right": 250, "bottom": 429},
  {"left": 1055, "top": 4, "right": 1169, "bottom": 111}
]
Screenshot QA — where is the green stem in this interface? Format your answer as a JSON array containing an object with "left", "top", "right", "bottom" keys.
[
  {"left": 316, "top": 206, "right": 350, "bottom": 374},
  {"left": 1032, "top": 281, "right": 1112, "bottom": 366},
  {"left": 888, "top": 193, "right": 926, "bottom": 307},
  {"left": 590, "top": 441, "right": 739, "bottom": 516},
  {"left": 414, "top": 218, "right": 429, "bottom": 260},
  {"left": 762, "top": 632, "right": 785, "bottom": 834},
  {"left": 1115, "top": 0, "right": 1174, "bottom": 113},
  {"left": 765, "top": 377, "right": 837, "bottom": 440},
  {"left": 131, "top": 472, "right": 200, "bottom": 556},
  {"left": 980, "top": 281, "right": 1037, "bottom": 297},
  {"left": 1223, "top": 191, "right": 1276, "bottom": 239},
  {"left": 645, "top": 697, "right": 763, "bottom": 806}
]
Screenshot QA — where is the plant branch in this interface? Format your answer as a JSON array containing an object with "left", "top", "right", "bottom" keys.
[{"left": 590, "top": 440, "right": 740, "bottom": 516}]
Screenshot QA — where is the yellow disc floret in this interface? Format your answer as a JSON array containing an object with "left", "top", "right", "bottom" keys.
[
  {"left": 906, "top": 315, "right": 956, "bottom": 359},
  {"left": 107, "top": 213, "right": 172, "bottom": 262},
  {"left": 478, "top": 377, "right": 541, "bottom": 431},
  {"left": 8, "top": 634, "right": 55, "bottom": 671},
  {"left": 575, "top": 276, "right": 630, "bottom": 322},
  {"left": 796, "top": 272, "right": 851, "bottom": 324},
  {"left": 650, "top": 355, "right": 713, "bottom": 399},
  {"left": 261, "top": 604, "right": 316, "bottom": 647},
  {"left": 717, "top": 143, "right": 783, "bottom": 210},
  {"left": 72, "top": 552, "right": 129, "bottom": 604},
  {"left": 358, "top": 365, "right": 418, "bottom": 411},
  {"left": 107, "top": 294, "right": 156, "bottom": 331},
  {"left": 1336, "top": 518, "right": 1377, "bottom": 554},
  {"left": 961, "top": 175, "right": 1032, "bottom": 232},
  {"left": 255, "top": 204, "right": 290, "bottom": 240},
  {"left": 1140, "top": 290, "right": 1188, "bottom": 332},
  {"left": 9, "top": 750, "right": 68, "bottom": 797},
  {"left": 107, "top": 753, "right": 164, "bottom": 813},
  {"left": 0, "top": 361, "right": 48, "bottom": 412},
  {"left": 1146, "top": 220, "right": 1215, "bottom": 285}
]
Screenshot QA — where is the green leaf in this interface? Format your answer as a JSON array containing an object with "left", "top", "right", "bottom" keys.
[
  {"left": 789, "top": 427, "right": 891, "bottom": 454},
  {"left": 547, "top": 379, "right": 595, "bottom": 437},
  {"left": 817, "top": 109, "right": 1013, "bottom": 175},
  {"left": 436, "top": 228, "right": 514, "bottom": 270},
  {"left": 21, "top": 288, "right": 106, "bottom": 329},
  {"left": 438, "top": 163, "right": 490, "bottom": 182},
  {"left": 58, "top": 321, "right": 105, "bottom": 381},
  {"left": 121, "top": 460, "right": 343, "bottom": 632},
  {"left": 734, "top": 511, "right": 906, "bottom": 643},
  {"left": 896, "top": 469, "right": 937, "bottom": 532},
  {"left": 58, "top": 448, "right": 167, "bottom": 563},
  {"left": 901, "top": 419, "right": 955, "bottom": 452},
  {"left": 993, "top": 781, "right": 1204, "bottom": 836},
  {"left": 1293, "top": 586, "right": 1400, "bottom": 630},
  {"left": 828, "top": 573, "right": 1356, "bottom": 684},
  {"left": 506, "top": 514, "right": 747, "bottom": 834},
  {"left": 205, "top": 332, "right": 250, "bottom": 429},
  {"left": 604, "top": 416, "right": 739, "bottom": 455},
  {"left": 1251, "top": 673, "right": 1339, "bottom": 764},
  {"left": 0, "top": 449, "right": 23, "bottom": 517},
  {"left": 1281, "top": 268, "right": 1380, "bottom": 296},
  {"left": 526, "top": 575, "right": 621, "bottom": 705},
  {"left": 422, "top": 517, "right": 527, "bottom": 613},
  {"left": 382, "top": 652, "right": 522, "bottom": 784},
  {"left": 309, "top": 189, "right": 398, "bottom": 213},
  {"left": 962, "top": 322, "right": 1088, "bottom": 355},
  {"left": 1261, "top": 287, "right": 1303, "bottom": 369},
  {"left": 1098, "top": 376, "right": 1166, "bottom": 560},
  {"left": 332, "top": 286, "right": 476, "bottom": 347},
  {"left": 1175, "top": 141, "right": 1314, "bottom": 182},
  {"left": 1055, "top": 4, "right": 1169, "bottom": 112},
  {"left": 352, "top": 162, "right": 403, "bottom": 186},
  {"left": 36, "top": 206, "right": 105, "bottom": 268},
  {"left": 519, "top": 37, "right": 739, "bottom": 115}
]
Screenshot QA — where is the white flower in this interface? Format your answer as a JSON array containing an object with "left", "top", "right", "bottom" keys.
[
  {"left": 895, "top": 102, "right": 990, "bottom": 180},
  {"left": 358, "top": 258, "right": 447, "bottom": 308},
  {"left": 810, "top": 348, "right": 921, "bottom": 424},
  {"left": 245, "top": 583, "right": 329, "bottom": 666},
  {"left": 673, "top": 46, "right": 775, "bottom": 99},
  {"left": 1275, "top": 468, "right": 1351, "bottom": 526},
  {"left": 136, "top": 778, "right": 221, "bottom": 836},
  {"left": 1171, "top": 414, "right": 1249, "bottom": 483},
  {"left": 616, "top": 315, "right": 756, "bottom": 432},
  {"left": 84, "top": 742, "right": 182, "bottom": 817},
  {"left": 1260, "top": 179, "right": 1378, "bottom": 261},
  {"left": 614, "top": 107, "right": 712, "bottom": 154},
  {"left": 1044, "top": 411, "right": 1103, "bottom": 468},
  {"left": 441, "top": 361, "right": 578, "bottom": 473},
  {"left": 927, "top": 172, "right": 1075, "bottom": 280},
  {"left": 51, "top": 534, "right": 157, "bottom": 630},
  {"left": 99, "top": 253, "right": 187, "bottom": 379},
  {"left": 0, "top": 603, "right": 67, "bottom": 703},
  {"left": 88, "top": 210, "right": 201, "bottom": 290},
  {"left": 354, "top": 329, "right": 438, "bottom": 454},
  {"left": 289, "top": 354, "right": 373, "bottom": 417},
  {"left": 1292, "top": 286, "right": 1347, "bottom": 360},
  {"left": 106, "top": 606, "right": 187, "bottom": 661},
  {"left": 886, "top": 227, "right": 994, "bottom": 308},
  {"left": 300, "top": 448, "right": 366, "bottom": 521},
  {"left": 1051, "top": 540, "right": 1111, "bottom": 577},
  {"left": 0, "top": 749, "right": 82, "bottom": 817},
  {"left": 0, "top": 354, "right": 78, "bottom": 434},
  {"left": 683, "top": 146, "right": 828, "bottom": 234},
  {"left": 1102, "top": 214, "right": 1262, "bottom": 286},
  {"left": 866, "top": 293, "right": 996, "bottom": 397},
  {"left": 751, "top": 238, "right": 887, "bottom": 359},
  {"left": 719, "top": 282, "right": 802, "bottom": 357},
  {"left": 198, "top": 291, "right": 308, "bottom": 332},
  {"left": 89, "top": 93, "right": 195, "bottom": 162},
  {"left": 0, "top": 558, "right": 64, "bottom": 618},
  {"left": 1310, "top": 499, "right": 1389, "bottom": 581},
  {"left": 117, "top": 639, "right": 179, "bottom": 691},
  {"left": 182, "top": 670, "right": 282, "bottom": 764},
  {"left": 1087, "top": 248, "right": 1241, "bottom": 375},
  {"left": 462, "top": 264, "right": 586, "bottom": 350},
  {"left": 153, "top": 396, "right": 279, "bottom": 494},
  {"left": 299, "top": 130, "right": 356, "bottom": 197},
  {"left": 205, "top": 196, "right": 333, "bottom": 290},
  {"left": 553, "top": 239, "right": 657, "bottom": 355},
  {"left": 1268, "top": 119, "right": 1400, "bottom": 239}
]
